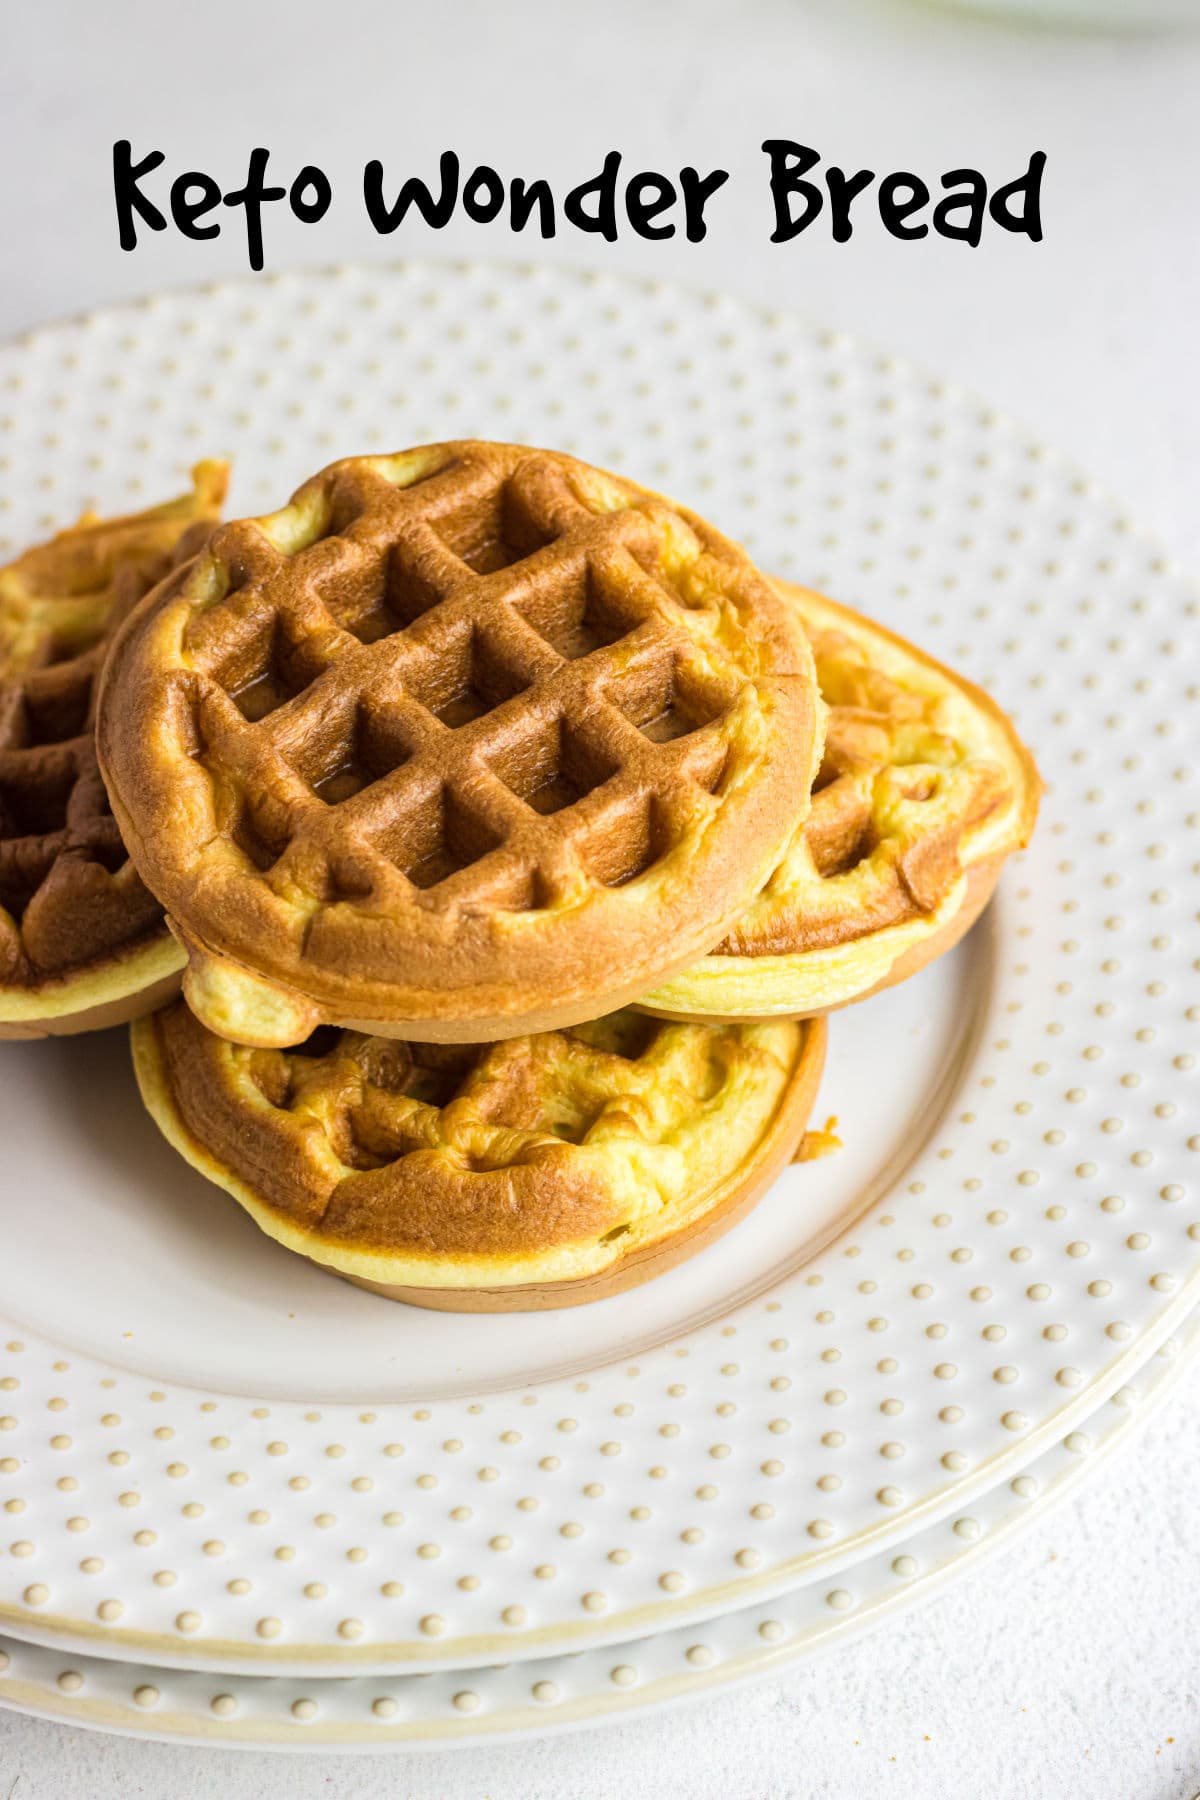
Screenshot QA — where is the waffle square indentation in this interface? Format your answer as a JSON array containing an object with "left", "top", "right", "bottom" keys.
[{"left": 487, "top": 718, "right": 619, "bottom": 817}]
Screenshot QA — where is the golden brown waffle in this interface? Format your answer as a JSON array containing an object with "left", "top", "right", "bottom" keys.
[
  {"left": 98, "top": 443, "right": 819, "bottom": 1048},
  {"left": 0, "top": 463, "right": 228, "bottom": 678},
  {"left": 640, "top": 581, "right": 1041, "bottom": 1022},
  {"left": 132, "top": 1002, "right": 827, "bottom": 1310},
  {"left": 0, "top": 464, "right": 228, "bottom": 1038}
]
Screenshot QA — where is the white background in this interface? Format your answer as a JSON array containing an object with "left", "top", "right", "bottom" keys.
[{"left": 1, "top": 1, "right": 1198, "bottom": 1795}]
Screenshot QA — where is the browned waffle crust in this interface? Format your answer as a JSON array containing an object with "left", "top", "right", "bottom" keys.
[
  {"left": 0, "top": 466, "right": 227, "bottom": 1018},
  {"left": 637, "top": 582, "right": 1042, "bottom": 1023},
  {"left": 133, "top": 1003, "right": 827, "bottom": 1309},
  {"left": 98, "top": 444, "right": 819, "bottom": 1044},
  {"left": 719, "top": 592, "right": 1037, "bottom": 958}
]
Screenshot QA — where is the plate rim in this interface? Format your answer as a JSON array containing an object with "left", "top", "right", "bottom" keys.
[{"left": 0, "top": 1311, "right": 1193, "bottom": 1752}]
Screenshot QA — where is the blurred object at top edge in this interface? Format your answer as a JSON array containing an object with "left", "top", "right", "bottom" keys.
[{"left": 927, "top": 0, "right": 1199, "bottom": 28}]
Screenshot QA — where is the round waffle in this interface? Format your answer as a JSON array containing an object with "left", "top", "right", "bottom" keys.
[
  {"left": 132, "top": 1002, "right": 827, "bottom": 1310},
  {"left": 640, "top": 581, "right": 1041, "bottom": 1022},
  {"left": 0, "top": 464, "right": 228, "bottom": 1039},
  {"left": 98, "top": 443, "right": 819, "bottom": 1048}
]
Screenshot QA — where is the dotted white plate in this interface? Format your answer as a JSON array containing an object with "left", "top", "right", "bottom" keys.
[
  {"left": 0, "top": 1317, "right": 1192, "bottom": 1751},
  {"left": 0, "top": 261, "right": 1197, "bottom": 1676}
]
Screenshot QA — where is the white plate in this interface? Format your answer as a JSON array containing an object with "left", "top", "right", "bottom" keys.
[
  {"left": 0, "top": 1315, "right": 1193, "bottom": 1751},
  {"left": 0, "top": 260, "right": 1197, "bottom": 1674}
]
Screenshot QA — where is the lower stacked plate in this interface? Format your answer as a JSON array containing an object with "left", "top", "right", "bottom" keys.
[{"left": 0, "top": 1312, "right": 1193, "bottom": 1750}]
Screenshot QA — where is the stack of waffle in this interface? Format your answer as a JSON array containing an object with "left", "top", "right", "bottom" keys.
[{"left": 3, "top": 442, "right": 1039, "bottom": 1309}]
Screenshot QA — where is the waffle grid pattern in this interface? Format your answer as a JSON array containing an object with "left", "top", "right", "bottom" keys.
[
  {"left": 718, "top": 607, "right": 1024, "bottom": 959},
  {"left": 0, "top": 476, "right": 225, "bottom": 987},
  {"left": 243, "top": 1011, "right": 677, "bottom": 1179},
  {"left": 242, "top": 1015, "right": 723, "bottom": 1180},
  {"left": 149, "top": 1003, "right": 809, "bottom": 1264},
  {"left": 0, "top": 650, "right": 156, "bottom": 979},
  {"left": 182, "top": 450, "right": 747, "bottom": 921}
]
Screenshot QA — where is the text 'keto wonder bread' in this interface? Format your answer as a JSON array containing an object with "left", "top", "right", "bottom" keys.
[
  {"left": 132, "top": 1001, "right": 827, "bottom": 1310},
  {"left": 98, "top": 443, "right": 821, "bottom": 1048},
  {"left": 0, "top": 463, "right": 228, "bottom": 1038},
  {"left": 640, "top": 580, "right": 1041, "bottom": 1022}
]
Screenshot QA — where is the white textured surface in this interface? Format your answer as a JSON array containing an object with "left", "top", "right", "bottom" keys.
[
  {"left": 0, "top": 1326, "right": 1194, "bottom": 1750},
  {"left": 0, "top": 0, "right": 1197, "bottom": 1793},
  {"left": 0, "top": 1369, "right": 1197, "bottom": 1794}
]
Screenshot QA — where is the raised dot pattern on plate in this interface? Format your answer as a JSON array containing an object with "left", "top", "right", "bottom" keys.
[
  {"left": 0, "top": 1320, "right": 1192, "bottom": 1745},
  {"left": 0, "top": 261, "right": 1195, "bottom": 1673}
]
